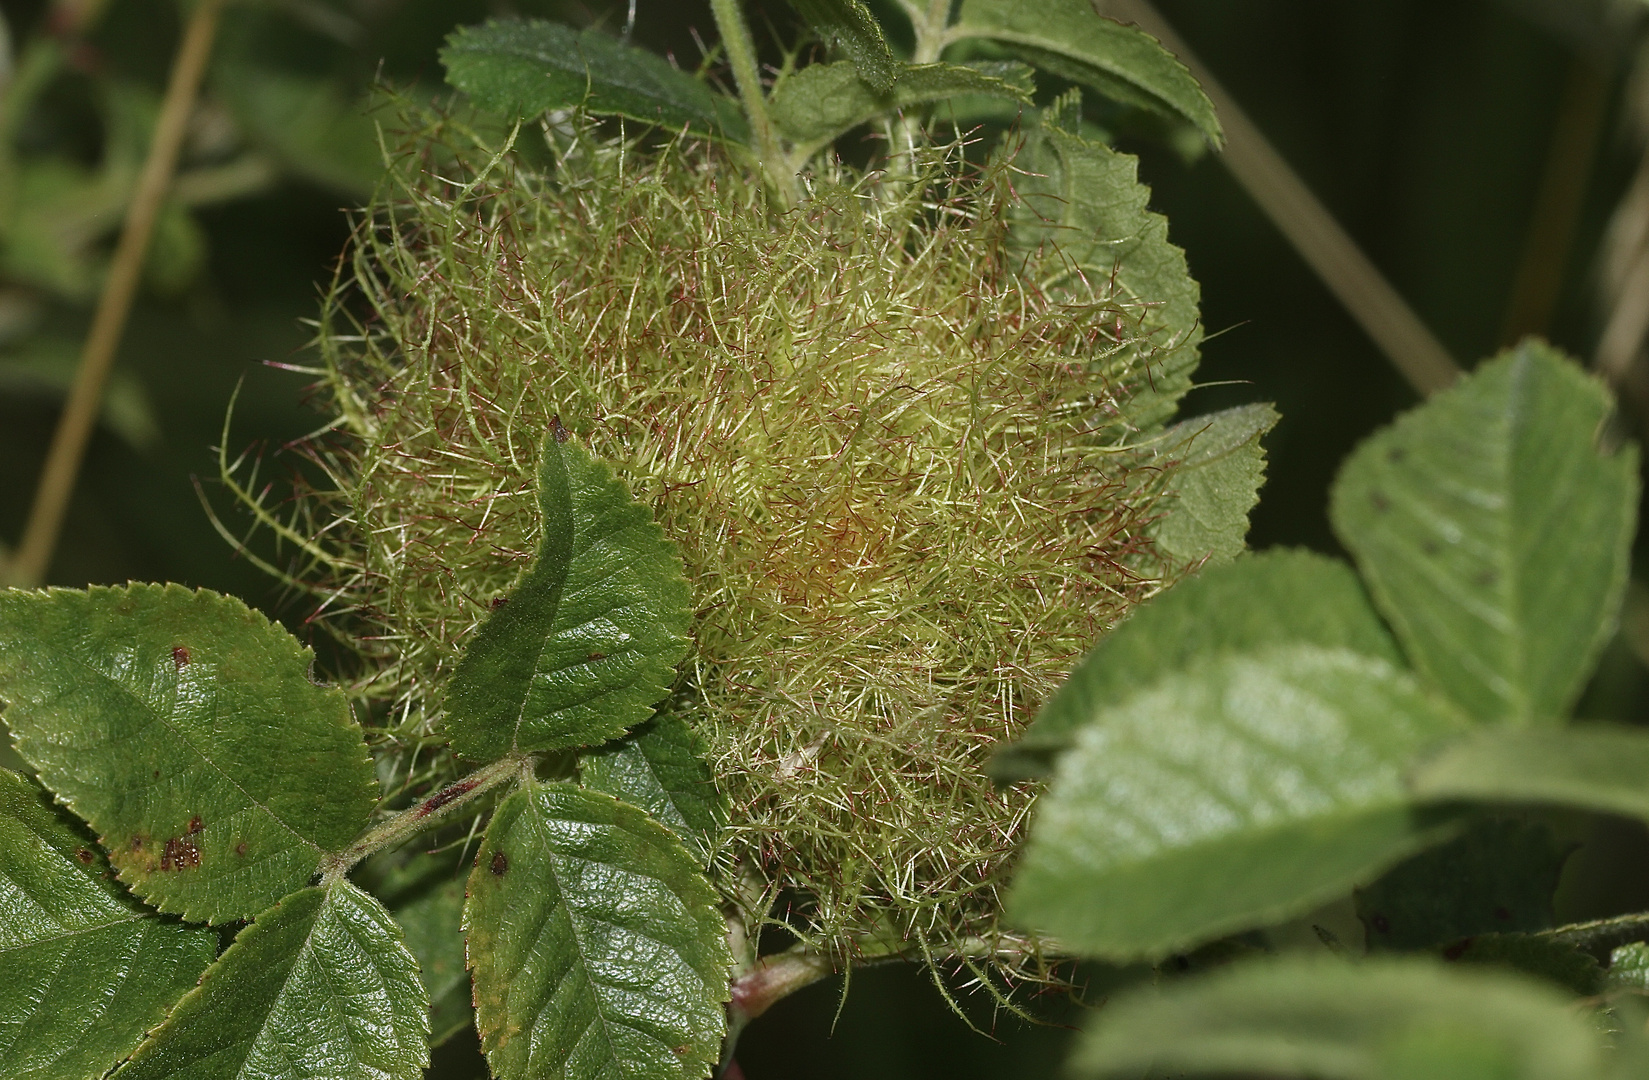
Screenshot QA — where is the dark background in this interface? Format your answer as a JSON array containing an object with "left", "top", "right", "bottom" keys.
[{"left": 1, "top": 1, "right": 1645, "bottom": 1076}]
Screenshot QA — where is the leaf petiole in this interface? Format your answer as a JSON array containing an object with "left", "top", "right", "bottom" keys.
[{"left": 321, "top": 753, "right": 535, "bottom": 882}]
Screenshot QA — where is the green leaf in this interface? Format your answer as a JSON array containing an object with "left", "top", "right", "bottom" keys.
[
  {"left": 0, "top": 768, "right": 216, "bottom": 1079},
  {"left": 390, "top": 873, "right": 472, "bottom": 1047},
  {"left": 581, "top": 710, "right": 727, "bottom": 861},
  {"left": 0, "top": 584, "right": 378, "bottom": 923},
  {"left": 115, "top": 880, "right": 429, "bottom": 1080},
  {"left": 1411, "top": 725, "right": 1649, "bottom": 826},
  {"left": 1007, "top": 96, "right": 1202, "bottom": 429},
  {"left": 1330, "top": 342, "right": 1639, "bottom": 726},
  {"left": 1609, "top": 942, "right": 1649, "bottom": 991},
  {"left": 1149, "top": 403, "right": 1278, "bottom": 566},
  {"left": 1069, "top": 955, "right": 1612, "bottom": 1080},
  {"left": 770, "top": 60, "right": 1033, "bottom": 150},
  {"left": 1007, "top": 645, "right": 1469, "bottom": 961},
  {"left": 787, "top": 0, "right": 898, "bottom": 93},
  {"left": 993, "top": 549, "right": 1400, "bottom": 781},
  {"left": 954, "top": 0, "right": 1221, "bottom": 146},
  {"left": 465, "top": 780, "right": 732, "bottom": 1080},
  {"left": 1355, "top": 818, "right": 1571, "bottom": 950},
  {"left": 1445, "top": 934, "right": 1603, "bottom": 996},
  {"left": 441, "top": 19, "right": 750, "bottom": 143},
  {"left": 443, "top": 429, "right": 692, "bottom": 762}
]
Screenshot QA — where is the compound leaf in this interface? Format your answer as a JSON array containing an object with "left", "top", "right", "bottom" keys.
[
  {"left": 0, "top": 584, "right": 378, "bottom": 923},
  {"left": 994, "top": 549, "right": 1400, "bottom": 780},
  {"left": 1330, "top": 342, "right": 1638, "bottom": 726},
  {"left": 1069, "top": 955, "right": 1611, "bottom": 1080},
  {"left": 444, "top": 429, "right": 691, "bottom": 761},
  {"left": 465, "top": 780, "right": 731, "bottom": 1080},
  {"left": 954, "top": 0, "right": 1220, "bottom": 146},
  {"left": 1149, "top": 403, "right": 1278, "bottom": 566},
  {"left": 0, "top": 768, "right": 216, "bottom": 1079},
  {"left": 115, "top": 880, "right": 428, "bottom": 1080},
  {"left": 1411, "top": 725, "right": 1649, "bottom": 826},
  {"left": 581, "top": 710, "right": 727, "bottom": 862},
  {"left": 787, "top": 0, "right": 898, "bottom": 92},
  {"left": 1008, "top": 646, "right": 1469, "bottom": 960},
  {"left": 770, "top": 60, "right": 1033, "bottom": 150},
  {"left": 442, "top": 19, "right": 750, "bottom": 143},
  {"left": 1008, "top": 95, "right": 1201, "bottom": 429}
]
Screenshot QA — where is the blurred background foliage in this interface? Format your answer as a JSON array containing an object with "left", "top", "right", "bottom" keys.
[{"left": 3, "top": 0, "right": 1649, "bottom": 1076}]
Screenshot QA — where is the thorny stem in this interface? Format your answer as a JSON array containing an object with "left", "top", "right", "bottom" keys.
[
  {"left": 708, "top": 0, "right": 794, "bottom": 206},
  {"left": 319, "top": 754, "right": 533, "bottom": 881}
]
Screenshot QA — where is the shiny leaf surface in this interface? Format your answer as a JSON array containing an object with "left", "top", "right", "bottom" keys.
[
  {"left": 116, "top": 880, "right": 428, "bottom": 1080},
  {"left": 581, "top": 711, "right": 727, "bottom": 861},
  {"left": 0, "top": 584, "right": 378, "bottom": 923},
  {"left": 466, "top": 780, "right": 731, "bottom": 1080},
  {"left": 443, "top": 430, "right": 692, "bottom": 762},
  {"left": 0, "top": 768, "right": 216, "bottom": 1080}
]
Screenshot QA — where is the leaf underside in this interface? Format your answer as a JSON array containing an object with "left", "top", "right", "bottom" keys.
[
  {"left": 441, "top": 19, "right": 751, "bottom": 143},
  {"left": 443, "top": 431, "right": 692, "bottom": 762},
  {"left": 1411, "top": 724, "right": 1649, "bottom": 827},
  {"left": 1069, "top": 955, "right": 1611, "bottom": 1080},
  {"left": 995, "top": 549, "right": 1400, "bottom": 780},
  {"left": 0, "top": 768, "right": 216, "bottom": 1080},
  {"left": 1008, "top": 646, "right": 1468, "bottom": 960},
  {"left": 1330, "top": 342, "right": 1638, "bottom": 726},
  {"left": 115, "top": 881, "right": 429, "bottom": 1080},
  {"left": 0, "top": 584, "right": 378, "bottom": 923},
  {"left": 465, "top": 780, "right": 732, "bottom": 1080},
  {"left": 954, "top": 0, "right": 1222, "bottom": 146}
]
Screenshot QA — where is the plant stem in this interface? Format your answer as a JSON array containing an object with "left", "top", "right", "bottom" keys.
[
  {"left": 1544, "top": 911, "right": 1649, "bottom": 959},
  {"left": 7, "top": 0, "right": 225, "bottom": 587},
  {"left": 320, "top": 754, "right": 532, "bottom": 880},
  {"left": 708, "top": 0, "right": 793, "bottom": 205},
  {"left": 721, "top": 947, "right": 835, "bottom": 1075},
  {"left": 911, "top": 0, "right": 954, "bottom": 63}
]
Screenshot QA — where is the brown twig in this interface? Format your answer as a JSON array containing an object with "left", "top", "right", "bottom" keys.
[
  {"left": 1096, "top": 0, "right": 1464, "bottom": 397},
  {"left": 6, "top": 0, "right": 225, "bottom": 586}
]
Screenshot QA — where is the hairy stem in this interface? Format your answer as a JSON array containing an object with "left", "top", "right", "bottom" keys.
[
  {"left": 910, "top": 0, "right": 954, "bottom": 63},
  {"left": 708, "top": 0, "right": 793, "bottom": 205},
  {"left": 320, "top": 753, "right": 532, "bottom": 880}
]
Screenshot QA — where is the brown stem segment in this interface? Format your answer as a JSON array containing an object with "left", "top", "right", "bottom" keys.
[
  {"left": 320, "top": 754, "right": 532, "bottom": 879},
  {"left": 8, "top": 0, "right": 225, "bottom": 586}
]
